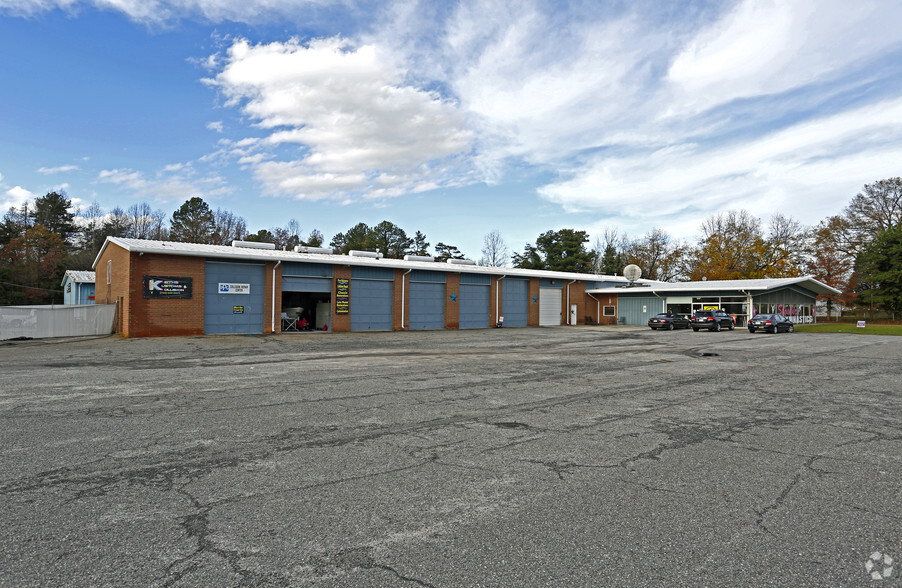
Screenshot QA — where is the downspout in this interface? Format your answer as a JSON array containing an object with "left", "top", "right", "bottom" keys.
[
  {"left": 566, "top": 279, "right": 577, "bottom": 325},
  {"left": 651, "top": 289, "right": 665, "bottom": 313},
  {"left": 587, "top": 292, "right": 600, "bottom": 324},
  {"left": 401, "top": 269, "right": 412, "bottom": 329},
  {"left": 496, "top": 275, "right": 507, "bottom": 325},
  {"left": 740, "top": 289, "right": 752, "bottom": 327},
  {"left": 272, "top": 261, "right": 281, "bottom": 333}
]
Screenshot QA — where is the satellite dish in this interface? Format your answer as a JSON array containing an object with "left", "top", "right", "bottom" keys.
[{"left": 623, "top": 264, "right": 642, "bottom": 283}]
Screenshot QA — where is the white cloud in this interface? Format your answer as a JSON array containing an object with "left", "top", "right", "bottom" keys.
[
  {"left": 206, "top": 36, "right": 472, "bottom": 201},
  {"left": 538, "top": 96, "right": 902, "bottom": 238},
  {"left": 37, "top": 164, "right": 80, "bottom": 174},
  {"left": 96, "top": 165, "right": 229, "bottom": 202},
  {"left": 206, "top": 121, "right": 223, "bottom": 133},
  {"left": 1, "top": 186, "right": 35, "bottom": 211},
  {"left": 0, "top": 0, "right": 339, "bottom": 25},
  {"left": 666, "top": 0, "right": 902, "bottom": 115}
]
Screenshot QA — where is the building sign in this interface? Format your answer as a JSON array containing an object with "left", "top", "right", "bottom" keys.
[
  {"left": 233, "top": 306, "right": 245, "bottom": 314},
  {"left": 144, "top": 276, "right": 193, "bottom": 299},
  {"left": 218, "top": 283, "right": 250, "bottom": 295},
  {"left": 335, "top": 278, "right": 350, "bottom": 314}
]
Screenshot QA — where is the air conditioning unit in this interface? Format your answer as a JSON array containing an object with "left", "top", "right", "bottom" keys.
[
  {"left": 446, "top": 258, "right": 476, "bottom": 265},
  {"left": 349, "top": 250, "right": 383, "bottom": 259},
  {"left": 231, "top": 240, "right": 276, "bottom": 250},
  {"left": 294, "top": 246, "right": 333, "bottom": 254}
]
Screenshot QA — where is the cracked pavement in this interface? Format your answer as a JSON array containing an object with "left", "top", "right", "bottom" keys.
[{"left": 1, "top": 327, "right": 900, "bottom": 586}]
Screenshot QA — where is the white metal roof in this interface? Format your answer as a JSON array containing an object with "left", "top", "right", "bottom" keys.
[
  {"left": 60, "top": 270, "right": 96, "bottom": 286},
  {"left": 93, "top": 237, "right": 626, "bottom": 283},
  {"left": 588, "top": 276, "right": 841, "bottom": 296}
]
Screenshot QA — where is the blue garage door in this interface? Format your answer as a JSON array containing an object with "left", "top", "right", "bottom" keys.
[
  {"left": 409, "top": 282, "right": 445, "bottom": 330},
  {"left": 502, "top": 278, "right": 529, "bottom": 327},
  {"left": 459, "top": 273, "right": 491, "bottom": 329},
  {"left": 618, "top": 296, "right": 664, "bottom": 325},
  {"left": 282, "top": 277, "right": 331, "bottom": 292},
  {"left": 204, "top": 261, "right": 266, "bottom": 334},
  {"left": 350, "top": 268, "right": 394, "bottom": 331}
]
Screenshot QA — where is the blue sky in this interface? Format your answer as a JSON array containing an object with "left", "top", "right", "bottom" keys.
[{"left": 2, "top": 0, "right": 902, "bottom": 261}]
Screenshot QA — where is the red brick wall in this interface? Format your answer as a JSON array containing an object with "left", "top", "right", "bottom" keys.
[
  {"left": 445, "top": 273, "right": 460, "bottom": 329},
  {"left": 332, "top": 266, "right": 351, "bottom": 333},
  {"left": 392, "top": 269, "right": 404, "bottom": 331},
  {"left": 528, "top": 278, "right": 540, "bottom": 326},
  {"left": 128, "top": 254, "right": 205, "bottom": 338},
  {"left": 567, "top": 281, "right": 587, "bottom": 325},
  {"left": 95, "top": 243, "right": 131, "bottom": 336}
]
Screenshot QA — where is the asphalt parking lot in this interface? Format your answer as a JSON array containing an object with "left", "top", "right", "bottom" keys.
[{"left": 1, "top": 326, "right": 900, "bottom": 587}]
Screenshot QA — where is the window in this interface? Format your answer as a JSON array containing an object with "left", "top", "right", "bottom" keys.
[
  {"left": 107, "top": 260, "right": 112, "bottom": 284},
  {"left": 603, "top": 305, "right": 615, "bottom": 316}
]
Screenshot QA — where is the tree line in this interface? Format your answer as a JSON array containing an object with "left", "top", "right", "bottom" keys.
[{"left": 1, "top": 178, "right": 900, "bottom": 314}]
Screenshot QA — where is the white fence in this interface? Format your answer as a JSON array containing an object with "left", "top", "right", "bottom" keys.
[{"left": 0, "top": 304, "right": 116, "bottom": 340}]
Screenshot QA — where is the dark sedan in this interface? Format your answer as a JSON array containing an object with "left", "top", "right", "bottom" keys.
[
  {"left": 748, "top": 313, "right": 794, "bottom": 333},
  {"left": 648, "top": 312, "right": 691, "bottom": 330}
]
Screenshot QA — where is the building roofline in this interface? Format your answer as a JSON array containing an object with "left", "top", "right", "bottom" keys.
[
  {"left": 587, "top": 276, "right": 841, "bottom": 296},
  {"left": 93, "top": 237, "right": 625, "bottom": 283}
]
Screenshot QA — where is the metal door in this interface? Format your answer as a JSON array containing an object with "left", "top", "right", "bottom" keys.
[
  {"left": 409, "top": 282, "right": 445, "bottom": 330},
  {"left": 539, "top": 288, "right": 562, "bottom": 325},
  {"left": 350, "top": 279, "right": 393, "bottom": 331},
  {"left": 459, "top": 284, "right": 490, "bottom": 329},
  {"left": 204, "top": 261, "right": 265, "bottom": 334},
  {"left": 502, "top": 278, "right": 529, "bottom": 327}
]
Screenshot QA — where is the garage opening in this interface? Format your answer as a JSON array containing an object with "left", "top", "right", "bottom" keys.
[{"left": 281, "top": 263, "right": 333, "bottom": 332}]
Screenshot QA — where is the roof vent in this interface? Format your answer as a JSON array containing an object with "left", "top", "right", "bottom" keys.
[
  {"left": 446, "top": 258, "right": 476, "bottom": 265},
  {"left": 349, "top": 250, "right": 383, "bottom": 259},
  {"left": 404, "top": 254, "right": 435, "bottom": 262},
  {"left": 294, "top": 246, "right": 333, "bottom": 254},
  {"left": 232, "top": 240, "right": 276, "bottom": 250}
]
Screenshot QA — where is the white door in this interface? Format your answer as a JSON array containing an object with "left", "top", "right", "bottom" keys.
[{"left": 539, "top": 288, "right": 562, "bottom": 326}]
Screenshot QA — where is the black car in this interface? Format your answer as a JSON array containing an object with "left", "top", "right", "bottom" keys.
[
  {"left": 691, "top": 309, "right": 735, "bottom": 332},
  {"left": 748, "top": 313, "right": 794, "bottom": 333},
  {"left": 648, "top": 312, "right": 691, "bottom": 330}
]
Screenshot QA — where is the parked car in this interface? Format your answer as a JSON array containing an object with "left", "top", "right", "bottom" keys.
[
  {"left": 691, "top": 309, "right": 735, "bottom": 332},
  {"left": 748, "top": 313, "right": 794, "bottom": 333},
  {"left": 648, "top": 312, "right": 691, "bottom": 330}
]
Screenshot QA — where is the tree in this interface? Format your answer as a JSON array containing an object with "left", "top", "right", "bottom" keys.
[
  {"left": 593, "top": 228, "right": 624, "bottom": 276},
  {"left": 211, "top": 208, "right": 248, "bottom": 246},
  {"left": 806, "top": 216, "right": 854, "bottom": 316},
  {"left": 434, "top": 242, "right": 465, "bottom": 262},
  {"left": 0, "top": 226, "right": 68, "bottom": 304},
  {"left": 330, "top": 222, "right": 374, "bottom": 254},
  {"left": 857, "top": 224, "right": 902, "bottom": 315},
  {"left": 412, "top": 231, "right": 430, "bottom": 256},
  {"left": 1, "top": 202, "right": 32, "bottom": 246},
  {"left": 126, "top": 202, "right": 168, "bottom": 240},
  {"left": 689, "top": 210, "right": 805, "bottom": 280},
  {"left": 621, "top": 228, "right": 673, "bottom": 281},
  {"left": 371, "top": 221, "right": 413, "bottom": 258},
  {"left": 33, "top": 191, "right": 77, "bottom": 244},
  {"left": 513, "top": 229, "right": 593, "bottom": 273},
  {"left": 843, "top": 177, "right": 902, "bottom": 252},
  {"left": 479, "top": 230, "right": 509, "bottom": 267},
  {"left": 169, "top": 197, "right": 215, "bottom": 243},
  {"left": 245, "top": 229, "right": 275, "bottom": 243},
  {"left": 304, "top": 229, "right": 324, "bottom": 247}
]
